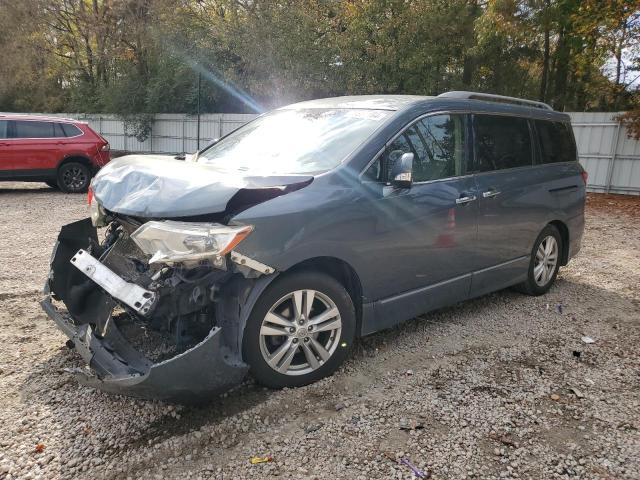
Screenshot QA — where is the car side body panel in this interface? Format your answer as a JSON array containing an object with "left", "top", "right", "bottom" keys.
[{"left": 234, "top": 99, "right": 584, "bottom": 337}]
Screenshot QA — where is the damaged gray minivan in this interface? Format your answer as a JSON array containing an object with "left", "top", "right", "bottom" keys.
[{"left": 42, "top": 92, "right": 586, "bottom": 401}]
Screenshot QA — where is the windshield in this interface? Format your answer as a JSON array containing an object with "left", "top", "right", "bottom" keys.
[{"left": 197, "top": 108, "right": 392, "bottom": 175}]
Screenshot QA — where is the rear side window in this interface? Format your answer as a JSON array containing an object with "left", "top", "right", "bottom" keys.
[
  {"left": 60, "top": 123, "right": 83, "bottom": 137},
  {"left": 13, "top": 121, "right": 56, "bottom": 139},
  {"left": 0, "top": 120, "right": 7, "bottom": 139},
  {"left": 535, "top": 120, "right": 576, "bottom": 164},
  {"left": 473, "top": 115, "right": 532, "bottom": 172}
]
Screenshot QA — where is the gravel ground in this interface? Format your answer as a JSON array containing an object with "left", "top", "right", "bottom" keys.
[{"left": 0, "top": 183, "right": 638, "bottom": 480}]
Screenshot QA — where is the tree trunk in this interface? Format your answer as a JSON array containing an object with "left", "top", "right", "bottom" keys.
[
  {"left": 539, "top": 0, "right": 550, "bottom": 102},
  {"left": 461, "top": 0, "right": 478, "bottom": 88},
  {"left": 613, "top": 20, "right": 627, "bottom": 109},
  {"left": 614, "top": 21, "right": 626, "bottom": 86},
  {"left": 551, "top": 26, "right": 570, "bottom": 110}
]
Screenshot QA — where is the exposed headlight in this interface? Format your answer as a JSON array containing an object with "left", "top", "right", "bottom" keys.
[
  {"left": 130, "top": 221, "right": 253, "bottom": 266},
  {"left": 89, "top": 197, "right": 108, "bottom": 227}
]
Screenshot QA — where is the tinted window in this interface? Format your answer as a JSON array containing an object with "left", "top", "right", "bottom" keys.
[
  {"left": 13, "top": 121, "right": 56, "bottom": 139},
  {"left": 474, "top": 115, "right": 532, "bottom": 172},
  {"left": 535, "top": 120, "right": 576, "bottom": 164},
  {"left": 60, "top": 123, "right": 82, "bottom": 137},
  {"left": 54, "top": 123, "right": 66, "bottom": 137},
  {"left": 364, "top": 114, "right": 467, "bottom": 182},
  {"left": 0, "top": 120, "right": 7, "bottom": 139},
  {"left": 413, "top": 115, "right": 467, "bottom": 181}
]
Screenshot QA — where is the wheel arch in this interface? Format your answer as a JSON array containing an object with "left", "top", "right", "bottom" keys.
[
  {"left": 548, "top": 220, "right": 570, "bottom": 266},
  {"left": 286, "top": 256, "right": 364, "bottom": 337},
  {"left": 58, "top": 155, "right": 94, "bottom": 171}
]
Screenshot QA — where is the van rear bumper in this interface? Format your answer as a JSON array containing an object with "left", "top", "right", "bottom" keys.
[{"left": 567, "top": 213, "right": 585, "bottom": 260}]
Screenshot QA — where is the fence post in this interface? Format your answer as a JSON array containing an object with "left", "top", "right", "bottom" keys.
[
  {"left": 182, "top": 117, "right": 186, "bottom": 153},
  {"left": 605, "top": 119, "right": 622, "bottom": 194},
  {"left": 149, "top": 118, "right": 153, "bottom": 153},
  {"left": 219, "top": 114, "right": 224, "bottom": 139},
  {"left": 123, "top": 122, "right": 128, "bottom": 152}
]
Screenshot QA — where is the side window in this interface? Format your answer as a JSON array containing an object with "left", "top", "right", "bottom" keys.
[
  {"left": 474, "top": 115, "right": 532, "bottom": 172},
  {"left": 0, "top": 120, "right": 8, "bottom": 139},
  {"left": 413, "top": 114, "right": 466, "bottom": 181},
  {"left": 13, "top": 121, "right": 56, "bottom": 139},
  {"left": 363, "top": 114, "right": 467, "bottom": 182},
  {"left": 60, "top": 123, "right": 82, "bottom": 137},
  {"left": 54, "top": 123, "right": 66, "bottom": 137},
  {"left": 535, "top": 120, "right": 576, "bottom": 164}
]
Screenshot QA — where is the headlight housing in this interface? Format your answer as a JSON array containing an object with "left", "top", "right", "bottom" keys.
[
  {"left": 131, "top": 221, "right": 253, "bottom": 266},
  {"left": 89, "top": 194, "right": 108, "bottom": 227}
]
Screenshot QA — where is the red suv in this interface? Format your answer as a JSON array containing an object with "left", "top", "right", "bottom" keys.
[{"left": 0, "top": 115, "right": 110, "bottom": 192}]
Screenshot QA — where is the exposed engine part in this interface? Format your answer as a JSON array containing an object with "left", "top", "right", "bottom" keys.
[{"left": 100, "top": 222, "right": 160, "bottom": 288}]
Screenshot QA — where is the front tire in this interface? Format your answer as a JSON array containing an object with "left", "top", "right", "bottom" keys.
[
  {"left": 243, "top": 271, "right": 356, "bottom": 389},
  {"left": 516, "top": 224, "right": 562, "bottom": 296},
  {"left": 58, "top": 162, "right": 91, "bottom": 193}
]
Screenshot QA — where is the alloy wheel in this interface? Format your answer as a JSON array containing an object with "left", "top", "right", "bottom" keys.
[
  {"left": 62, "top": 166, "right": 88, "bottom": 190},
  {"left": 259, "top": 289, "right": 342, "bottom": 376},
  {"left": 534, "top": 235, "right": 558, "bottom": 286}
]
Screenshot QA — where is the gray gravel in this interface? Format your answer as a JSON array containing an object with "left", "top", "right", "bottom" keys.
[{"left": 0, "top": 182, "right": 638, "bottom": 479}]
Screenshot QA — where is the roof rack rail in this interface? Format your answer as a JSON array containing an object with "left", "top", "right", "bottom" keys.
[{"left": 437, "top": 91, "right": 553, "bottom": 111}]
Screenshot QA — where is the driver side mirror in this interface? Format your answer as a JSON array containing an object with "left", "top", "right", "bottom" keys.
[{"left": 389, "top": 152, "right": 414, "bottom": 189}]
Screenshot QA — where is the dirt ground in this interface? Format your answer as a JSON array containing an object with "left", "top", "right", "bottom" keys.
[{"left": 0, "top": 185, "right": 638, "bottom": 480}]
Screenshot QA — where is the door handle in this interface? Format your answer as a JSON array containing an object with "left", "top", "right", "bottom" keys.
[
  {"left": 455, "top": 195, "right": 477, "bottom": 205},
  {"left": 482, "top": 189, "right": 501, "bottom": 198}
]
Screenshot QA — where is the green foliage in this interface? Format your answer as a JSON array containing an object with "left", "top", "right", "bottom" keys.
[{"left": 0, "top": 0, "right": 637, "bottom": 115}]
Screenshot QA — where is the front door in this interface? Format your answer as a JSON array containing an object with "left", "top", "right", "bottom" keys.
[{"left": 361, "top": 113, "right": 479, "bottom": 328}]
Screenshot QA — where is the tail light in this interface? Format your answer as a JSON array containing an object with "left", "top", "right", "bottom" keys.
[
  {"left": 100, "top": 143, "right": 110, "bottom": 152},
  {"left": 581, "top": 170, "right": 588, "bottom": 185},
  {"left": 87, "top": 187, "right": 94, "bottom": 205}
]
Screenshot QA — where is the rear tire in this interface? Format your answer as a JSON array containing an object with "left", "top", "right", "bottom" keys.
[
  {"left": 515, "top": 224, "right": 562, "bottom": 296},
  {"left": 242, "top": 271, "right": 356, "bottom": 389},
  {"left": 58, "top": 162, "right": 91, "bottom": 193}
]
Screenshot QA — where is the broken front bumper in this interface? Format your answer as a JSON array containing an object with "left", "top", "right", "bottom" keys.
[
  {"left": 41, "top": 219, "right": 249, "bottom": 402},
  {"left": 41, "top": 296, "right": 247, "bottom": 402}
]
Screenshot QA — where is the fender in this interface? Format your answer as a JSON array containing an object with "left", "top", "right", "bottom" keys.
[{"left": 215, "top": 271, "right": 281, "bottom": 359}]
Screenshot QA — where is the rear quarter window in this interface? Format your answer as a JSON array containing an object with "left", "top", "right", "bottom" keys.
[
  {"left": 535, "top": 120, "right": 577, "bottom": 164},
  {"left": 60, "top": 123, "right": 83, "bottom": 137},
  {"left": 0, "top": 120, "right": 8, "bottom": 139}
]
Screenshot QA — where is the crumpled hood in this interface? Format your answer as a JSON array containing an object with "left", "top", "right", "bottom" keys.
[{"left": 92, "top": 155, "right": 313, "bottom": 218}]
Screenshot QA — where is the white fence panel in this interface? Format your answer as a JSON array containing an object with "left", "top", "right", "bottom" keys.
[{"left": 568, "top": 112, "right": 640, "bottom": 195}]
